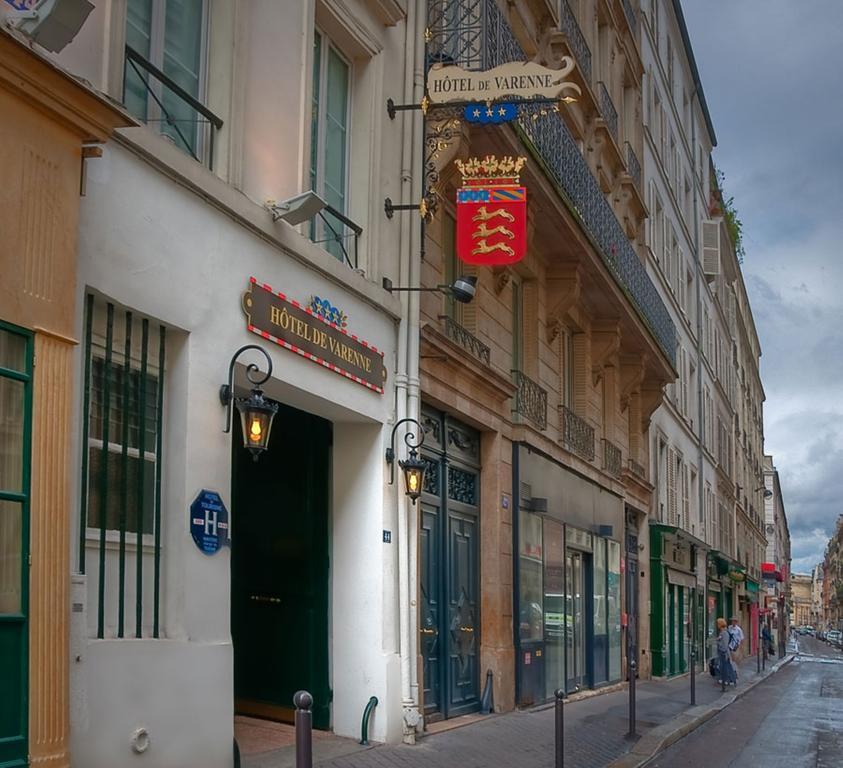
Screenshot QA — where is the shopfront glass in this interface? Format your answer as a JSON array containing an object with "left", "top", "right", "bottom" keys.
[
  {"left": 593, "top": 541, "right": 607, "bottom": 684},
  {"left": 544, "top": 520, "right": 565, "bottom": 699},
  {"left": 608, "top": 541, "right": 621, "bottom": 681}
]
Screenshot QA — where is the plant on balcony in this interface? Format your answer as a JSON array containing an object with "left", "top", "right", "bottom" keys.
[{"left": 711, "top": 167, "right": 745, "bottom": 264}]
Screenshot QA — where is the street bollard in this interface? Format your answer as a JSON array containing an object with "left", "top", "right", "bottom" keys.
[
  {"left": 690, "top": 646, "right": 696, "bottom": 706},
  {"left": 554, "top": 688, "right": 565, "bottom": 768},
  {"left": 294, "top": 690, "right": 313, "bottom": 768},
  {"left": 626, "top": 659, "right": 637, "bottom": 739}
]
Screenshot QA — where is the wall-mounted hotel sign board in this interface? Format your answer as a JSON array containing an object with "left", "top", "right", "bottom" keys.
[
  {"left": 427, "top": 60, "right": 580, "bottom": 105},
  {"left": 243, "top": 277, "right": 386, "bottom": 394}
]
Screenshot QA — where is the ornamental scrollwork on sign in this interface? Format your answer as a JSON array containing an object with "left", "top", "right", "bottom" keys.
[{"left": 309, "top": 295, "right": 348, "bottom": 328}]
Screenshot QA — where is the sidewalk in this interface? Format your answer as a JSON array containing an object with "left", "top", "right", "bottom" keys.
[{"left": 242, "top": 647, "right": 796, "bottom": 768}]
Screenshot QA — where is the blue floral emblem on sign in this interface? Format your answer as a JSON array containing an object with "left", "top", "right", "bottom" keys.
[{"left": 309, "top": 295, "right": 348, "bottom": 328}]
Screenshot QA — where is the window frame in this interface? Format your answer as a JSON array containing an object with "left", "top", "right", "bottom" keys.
[
  {"left": 310, "top": 27, "right": 353, "bottom": 261},
  {"left": 124, "top": 0, "right": 211, "bottom": 160}
]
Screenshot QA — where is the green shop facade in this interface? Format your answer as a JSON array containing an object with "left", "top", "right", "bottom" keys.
[
  {"left": 650, "top": 522, "right": 749, "bottom": 676},
  {"left": 649, "top": 523, "right": 707, "bottom": 677}
]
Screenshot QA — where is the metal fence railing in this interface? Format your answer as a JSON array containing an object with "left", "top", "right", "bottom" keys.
[
  {"left": 512, "top": 370, "right": 548, "bottom": 430},
  {"left": 560, "top": 405, "right": 595, "bottom": 461}
]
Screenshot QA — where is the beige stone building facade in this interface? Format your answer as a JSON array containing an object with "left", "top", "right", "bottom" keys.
[{"left": 790, "top": 573, "right": 812, "bottom": 629}]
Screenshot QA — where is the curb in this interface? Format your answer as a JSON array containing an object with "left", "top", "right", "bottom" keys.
[{"left": 606, "top": 654, "right": 795, "bottom": 768}]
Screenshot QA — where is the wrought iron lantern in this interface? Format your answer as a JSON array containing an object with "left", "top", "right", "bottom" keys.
[
  {"left": 220, "top": 344, "right": 279, "bottom": 461},
  {"left": 385, "top": 417, "right": 427, "bottom": 503}
]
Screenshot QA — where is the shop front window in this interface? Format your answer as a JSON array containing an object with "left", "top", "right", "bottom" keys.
[
  {"left": 593, "top": 540, "right": 608, "bottom": 684},
  {"left": 519, "top": 511, "right": 544, "bottom": 643},
  {"left": 544, "top": 520, "right": 565, "bottom": 698},
  {"left": 608, "top": 540, "right": 621, "bottom": 681}
]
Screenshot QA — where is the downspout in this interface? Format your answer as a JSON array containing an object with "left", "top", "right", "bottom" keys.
[
  {"left": 690, "top": 88, "right": 707, "bottom": 657},
  {"left": 394, "top": 0, "right": 423, "bottom": 744},
  {"left": 404, "top": 0, "right": 427, "bottom": 732}
]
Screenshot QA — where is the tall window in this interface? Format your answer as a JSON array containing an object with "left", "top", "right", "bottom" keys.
[
  {"left": 311, "top": 30, "right": 351, "bottom": 262},
  {"left": 442, "top": 215, "right": 463, "bottom": 324},
  {"left": 124, "top": 0, "right": 207, "bottom": 158},
  {"left": 511, "top": 278, "right": 523, "bottom": 371},
  {"left": 80, "top": 297, "right": 167, "bottom": 639}
]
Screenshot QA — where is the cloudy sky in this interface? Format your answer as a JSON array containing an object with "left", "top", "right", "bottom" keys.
[{"left": 683, "top": 1, "right": 843, "bottom": 574}]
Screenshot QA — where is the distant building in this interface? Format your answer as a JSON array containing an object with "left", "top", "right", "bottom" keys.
[
  {"left": 762, "top": 456, "right": 791, "bottom": 652},
  {"left": 811, "top": 563, "right": 824, "bottom": 628},
  {"left": 790, "top": 574, "right": 813, "bottom": 628}
]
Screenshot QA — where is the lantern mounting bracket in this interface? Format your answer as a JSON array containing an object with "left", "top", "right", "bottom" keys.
[
  {"left": 385, "top": 418, "right": 428, "bottom": 503},
  {"left": 220, "top": 344, "right": 274, "bottom": 433}
]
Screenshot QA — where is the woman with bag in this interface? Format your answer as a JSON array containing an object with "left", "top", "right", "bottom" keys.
[{"left": 715, "top": 617, "right": 736, "bottom": 686}]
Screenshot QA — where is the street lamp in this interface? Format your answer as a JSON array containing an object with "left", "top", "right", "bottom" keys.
[
  {"left": 220, "top": 344, "right": 279, "bottom": 461},
  {"left": 385, "top": 417, "right": 427, "bottom": 503},
  {"left": 755, "top": 486, "right": 773, "bottom": 499},
  {"left": 382, "top": 275, "right": 477, "bottom": 304}
]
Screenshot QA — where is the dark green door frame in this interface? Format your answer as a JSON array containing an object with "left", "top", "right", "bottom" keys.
[{"left": 0, "top": 321, "right": 33, "bottom": 768}]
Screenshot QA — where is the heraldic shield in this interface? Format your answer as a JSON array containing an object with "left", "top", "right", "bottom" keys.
[{"left": 455, "top": 155, "right": 527, "bottom": 266}]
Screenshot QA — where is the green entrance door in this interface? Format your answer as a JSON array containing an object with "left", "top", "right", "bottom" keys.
[
  {"left": 231, "top": 402, "right": 331, "bottom": 729},
  {"left": 0, "top": 324, "right": 32, "bottom": 768},
  {"left": 419, "top": 408, "right": 480, "bottom": 721}
]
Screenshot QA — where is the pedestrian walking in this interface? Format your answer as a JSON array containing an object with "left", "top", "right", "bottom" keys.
[
  {"left": 716, "top": 618, "right": 736, "bottom": 686},
  {"left": 728, "top": 616, "right": 744, "bottom": 679},
  {"left": 762, "top": 623, "right": 773, "bottom": 658}
]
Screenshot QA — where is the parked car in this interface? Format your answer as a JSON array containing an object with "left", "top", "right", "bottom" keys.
[
  {"left": 826, "top": 629, "right": 842, "bottom": 647},
  {"left": 818, "top": 629, "right": 826, "bottom": 641}
]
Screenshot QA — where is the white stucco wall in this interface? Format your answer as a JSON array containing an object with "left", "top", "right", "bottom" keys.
[{"left": 69, "top": 136, "right": 402, "bottom": 764}]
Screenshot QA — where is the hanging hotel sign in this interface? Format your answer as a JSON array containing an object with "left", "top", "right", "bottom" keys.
[
  {"left": 243, "top": 277, "right": 386, "bottom": 394},
  {"left": 427, "top": 59, "right": 580, "bottom": 105},
  {"left": 455, "top": 155, "right": 527, "bottom": 265}
]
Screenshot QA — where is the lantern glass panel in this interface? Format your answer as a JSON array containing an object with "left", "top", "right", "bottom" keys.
[{"left": 237, "top": 399, "right": 275, "bottom": 453}]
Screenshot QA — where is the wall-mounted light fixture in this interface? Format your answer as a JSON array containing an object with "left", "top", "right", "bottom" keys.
[
  {"left": 385, "top": 417, "right": 427, "bottom": 503},
  {"left": 755, "top": 486, "right": 773, "bottom": 499},
  {"left": 220, "top": 344, "right": 279, "bottom": 461},
  {"left": 382, "top": 275, "right": 477, "bottom": 304}
]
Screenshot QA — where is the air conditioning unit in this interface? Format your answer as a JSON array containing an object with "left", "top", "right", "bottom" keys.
[{"left": 701, "top": 219, "right": 721, "bottom": 282}]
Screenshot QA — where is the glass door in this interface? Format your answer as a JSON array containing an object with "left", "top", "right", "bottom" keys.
[
  {"left": 565, "top": 551, "right": 587, "bottom": 691},
  {"left": 0, "top": 323, "right": 32, "bottom": 766}
]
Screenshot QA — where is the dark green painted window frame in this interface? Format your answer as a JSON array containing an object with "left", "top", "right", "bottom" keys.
[{"left": 0, "top": 319, "right": 33, "bottom": 767}]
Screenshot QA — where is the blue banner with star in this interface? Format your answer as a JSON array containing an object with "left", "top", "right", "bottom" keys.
[{"left": 463, "top": 103, "right": 518, "bottom": 124}]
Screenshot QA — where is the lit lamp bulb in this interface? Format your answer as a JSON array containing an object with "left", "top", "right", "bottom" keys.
[
  {"left": 249, "top": 418, "right": 262, "bottom": 442},
  {"left": 408, "top": 473, "right": 419, "bottom": 494}
]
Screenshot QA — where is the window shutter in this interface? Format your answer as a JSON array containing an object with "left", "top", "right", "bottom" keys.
[
  {"left": 682, "top": 462, "right": 690, "bottom": 530},
  {"left": 667, "top": 447, "right": 677, "bottom": 525},
  {"left": 701, "top": 219, "right": 721, "bottom": 281}
]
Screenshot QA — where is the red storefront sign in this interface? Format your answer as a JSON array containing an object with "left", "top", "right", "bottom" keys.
[{"left": 455, "top": 155, "right": 527, "bottom": 266}]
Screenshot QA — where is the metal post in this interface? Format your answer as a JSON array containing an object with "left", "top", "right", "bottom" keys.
[
  {"left": 626, "top": 659, "right": 637, "bottom": 739},
  {"left": 756, "top": 628, "right": 761, "bottom": 674},
  {"left": 294, "top": 690, "right": 313, "bottom": 768},
  {"left": 554, "top": 688, "right": 564, "bottom": 768},
  {"left": 690, "top": 646, "right": 696, "bottom": 705}
]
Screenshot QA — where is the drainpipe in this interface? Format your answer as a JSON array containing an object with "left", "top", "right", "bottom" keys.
[
  {"left": 393, "top": 0, "right": 423, "bottom": 744},
  {"left": 690, "top": 87, "right": 706, "bottom": 657}
]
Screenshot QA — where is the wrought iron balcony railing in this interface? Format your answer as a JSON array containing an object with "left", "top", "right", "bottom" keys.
[
  {"left": 559, "top": 0, "right": 592, "bottom": 81},
  {"left": 560, "top": 406, "right": 595, "bottom": 461},
  {"left": 123, "top": 46, "right": 223, "bottom": 171},
  {"left": 512, "top": 370, "right": 548, "bottom": 430},
  {"left": 598, "top": 81, "right": 619, "bottom": 144},
  {"left": 441, "top": 316, "right": 491, "bottom": 365},
  {"left": 625, "top": 141, "right": 641, "bottom": 190},
  {"left": 602, "top": 438, "right": 623, "bottom": 478},
  {"left": 426, "top": 0, "right": 676, "bottom": 366},
  {"left": 623, "top": 0, "right": 638, "bottom": 36},
  {"left": 628, "top": 457, "right": 647, "bottom": 481}
]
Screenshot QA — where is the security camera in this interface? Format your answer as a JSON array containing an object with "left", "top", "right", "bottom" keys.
[{"left": 451, "top": 276, "right": 477, "bottom": 304}]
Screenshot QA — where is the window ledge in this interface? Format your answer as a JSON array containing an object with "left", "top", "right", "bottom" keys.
[{"left": 111, "top": 126, "right": 403, "bottom": 321}]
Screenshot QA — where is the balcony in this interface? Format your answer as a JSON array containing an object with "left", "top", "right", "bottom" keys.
[
  {"left": 441, "top": 316, "right": 491, "bottom": 366},
  {"left": 123, "top": 46, "right": 223, "bottom": 171},
  {"left": 624, "top": 142, "right": 641, "bottom": 191},
  {"left": 602, "top": 438, "right": 623, "bottom": 478},
  {"left": 426, "top": 0, "right": 676, "bottom": 366},
  {"left": 598, "top": 81, "right": 619, "bottom": 145},
  {"left": 558, "top": 0, "right": 592, "bottom": 81},
  {"left": 512, "top": 370, "right": 548, "bottom": 430},
  {"left": 560, "top": 406, "right": 595, "bottom": 461},
  {"left": 628, "top": 457, "right": 647, "bottom": 481},
  {"left": 622, "top": 0, "right": 638, "bottom": 36}
]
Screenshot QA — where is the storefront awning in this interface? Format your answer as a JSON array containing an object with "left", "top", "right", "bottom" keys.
[
  {"left": 649, "top": 522, "right": 709, "bottom": 551},
  {"left": 666, "top": 568, "right": 697, "bottom": 589},
  {"left": 745, "top": 579, "right": 759, "bottom": 594}
]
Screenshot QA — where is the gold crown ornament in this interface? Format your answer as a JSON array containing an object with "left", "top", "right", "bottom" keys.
[{"left": 455, "top": 155, "right": 527, "bottom": 185}]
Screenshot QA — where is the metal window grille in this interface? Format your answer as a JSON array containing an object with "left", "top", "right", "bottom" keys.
[
  {"left": 441, "top": 316, "right": 491, "bottom": 366},
  {"left": 78, "top": 295, "right": 166, "bottom": 639},
  {"left": 558, "top": 0, "right": 592, "bottom": 81},
  {"left": 602, "top": 438, "right": 623, "bottom": 478}
]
